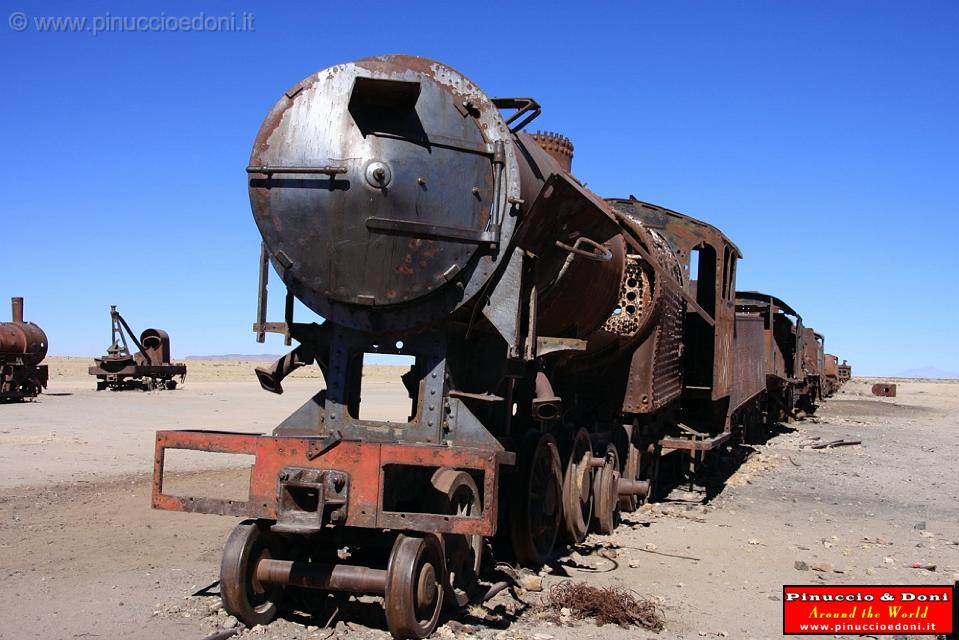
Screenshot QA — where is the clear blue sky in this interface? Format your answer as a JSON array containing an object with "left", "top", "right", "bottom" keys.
[{"left": 2, "top": 1, "right": 956, "bottom": 376}]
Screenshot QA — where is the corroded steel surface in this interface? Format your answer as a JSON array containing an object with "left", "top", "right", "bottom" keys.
[
  {"left": 529, "top": 131, "right": 573, "bottom": 172},
  {"left": 731, "top": 314, "right": 766, "bottom": 412}
]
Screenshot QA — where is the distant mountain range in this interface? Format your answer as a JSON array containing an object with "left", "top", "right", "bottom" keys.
[
  {"left": 185, "top": 354, "right": 281, "bottom": 361},
  {"left": 892, "top": 367, "right": 959, "bottom": 379}
]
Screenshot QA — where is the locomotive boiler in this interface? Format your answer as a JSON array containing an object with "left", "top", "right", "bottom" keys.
[
  {"left": 0, "top": 297, "right": 48, "bottom": 402},
  {"left": 151, "top": 55, "right": 840, "bottom": 638}
]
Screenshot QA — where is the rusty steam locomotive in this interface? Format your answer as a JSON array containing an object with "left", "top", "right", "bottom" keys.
[
  {"left": 0, "top": 297, "right": 48, "bottom": 402},
  {"left": 151, "top": 55, "right": 846, "bottom": 638}
]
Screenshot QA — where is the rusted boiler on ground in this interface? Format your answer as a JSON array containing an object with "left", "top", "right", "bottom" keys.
[
  {"left": 150, "top": 55, "right": 841, "bottom": 638},
  {"left": 89, "top": 306, "right": 186, "bottom": 391},
  {"left": 0, "top": 297, "right": 48, "bottom": 401}
]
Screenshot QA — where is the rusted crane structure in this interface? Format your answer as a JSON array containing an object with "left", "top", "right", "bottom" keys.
[{"left": 89, "top": 306, "right": 186, "bottom": 391}]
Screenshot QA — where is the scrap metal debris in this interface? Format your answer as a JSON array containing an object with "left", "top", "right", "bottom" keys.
[
  {"left": 543, "top": 581, "right": 664, "bottom": 630},
  {"left": 871, "top": 383, "right": 897, "bottom": 397},
  {"left": 810, "top": 439, "right": 862, "bottom": 449}
]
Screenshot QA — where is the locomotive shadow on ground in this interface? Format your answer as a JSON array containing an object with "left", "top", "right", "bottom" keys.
[
  {"left": 654, "top": 420, "right": 798, "bottom": 504},
  {"left": 206, "top": 570, "right": 531, "bottom": 634},
  {"left": 273, "top": 587, "right": 529, "bottom": 634},
  {"left": 195, "top": 580, "right": 397, "bottom": 634}
]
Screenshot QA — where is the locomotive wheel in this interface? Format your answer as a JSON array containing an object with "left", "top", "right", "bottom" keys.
[
  {"left": 430, "top": 468, "right": 482, "bottom": 609},
  {"left": 220, "top": 520, "right": 283, "bottom": 627},
  {"left": 510, "top": 431, "right": 562, "bottom": 566},
  {"left": 561, "top": 428, "right": 594, "bottom": 543},
  {"left": 591, "top": 444, "right": 620, "bottom": 534},
  {"left": 643, "top": 444, "right": 660, "bottom": 502},
  {"left": 618, "top": 441, "right": 641, "bottom": 512},
  {"left": 384, "top": 534, "right": 445, "bottom": 639}
]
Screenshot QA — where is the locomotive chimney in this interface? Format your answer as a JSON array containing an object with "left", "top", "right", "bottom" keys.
[
  {"left": 530, "top": 131, "right": 574, "bottom": 173},
  {"left": 11, "top": 297, "right": 23, "bottom": 323}
]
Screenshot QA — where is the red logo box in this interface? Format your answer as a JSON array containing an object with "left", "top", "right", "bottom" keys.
[{"left": 783, "top": 584, "right": 956, "bottom": 635}]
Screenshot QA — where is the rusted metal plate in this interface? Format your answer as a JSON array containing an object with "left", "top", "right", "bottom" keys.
[
  {"left": 801, "top": 327, "right": 822, "bottom": 377},
  {"left": 823, "top": 354, "right": 838, "bottom": 377},
  {"left": 731, "top": 314, "right": 766, "bottom": 411},
  {"left": 871, "top": 383, "right": 897, "bottom": 397}
]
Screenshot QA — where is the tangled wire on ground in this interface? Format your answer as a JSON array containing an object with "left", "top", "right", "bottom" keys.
[{"left": 544, "top": 581, "right": 664, "bottom": 630}]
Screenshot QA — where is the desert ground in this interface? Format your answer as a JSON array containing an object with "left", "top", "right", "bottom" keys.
[{"left": 1, "top": 359, "right": 956, "bottom": 640}]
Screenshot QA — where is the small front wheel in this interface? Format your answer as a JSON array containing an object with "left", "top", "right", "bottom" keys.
[
  {"left": 384, "top": 534, "right": 445, "bottom": 639},
  {"left": 220, "top": 520, "right": 283, "bottom": 627}
]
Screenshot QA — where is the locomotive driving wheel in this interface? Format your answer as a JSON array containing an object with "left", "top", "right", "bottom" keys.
[
  {"left": 561, "top": 428, "right": 594, "bottom": 543},
  {"left": 220, "top": 520, "right": 284, "bottom": 627},
  {"left": 591, "top": 444, "right": 620, "bottom": 534},
  {"left": 510, "top": 431, "right": 563, "bottom": 566},
  {"left": 384, "top": 534, "right": 445, "bottom": 640},
  {"left": 430, "top": 468, "right": 482, "bottom": 609}
]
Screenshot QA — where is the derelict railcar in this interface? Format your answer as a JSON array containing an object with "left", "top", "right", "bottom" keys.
[
  {"left": 837, "top": 359, "right": 852, "bottom": 385},
  {"left": 797, "top": 328, "right": 826, "bottom": 411},
  {"left": 823, "top": 353, "right": 841, "bottom": 396}
]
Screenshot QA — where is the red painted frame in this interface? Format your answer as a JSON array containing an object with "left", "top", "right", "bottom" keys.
[{"left": 152, "top": 430, "right": 511, "bottom": 536}]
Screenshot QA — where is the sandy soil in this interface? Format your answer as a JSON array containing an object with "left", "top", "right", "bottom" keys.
[
  {"left": 1, "top": 365, "right": 957, "bottom": 640},
  {"left": 0, "top": 358, "right": 412, "bottom": 488}
]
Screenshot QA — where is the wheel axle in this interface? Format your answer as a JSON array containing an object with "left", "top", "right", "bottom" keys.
[
  {"left": 254, "top": 558, "right": 387, "bottom": 593},
  {"left": 617, "top": 478, "right": 651, "bottom": 498}
]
